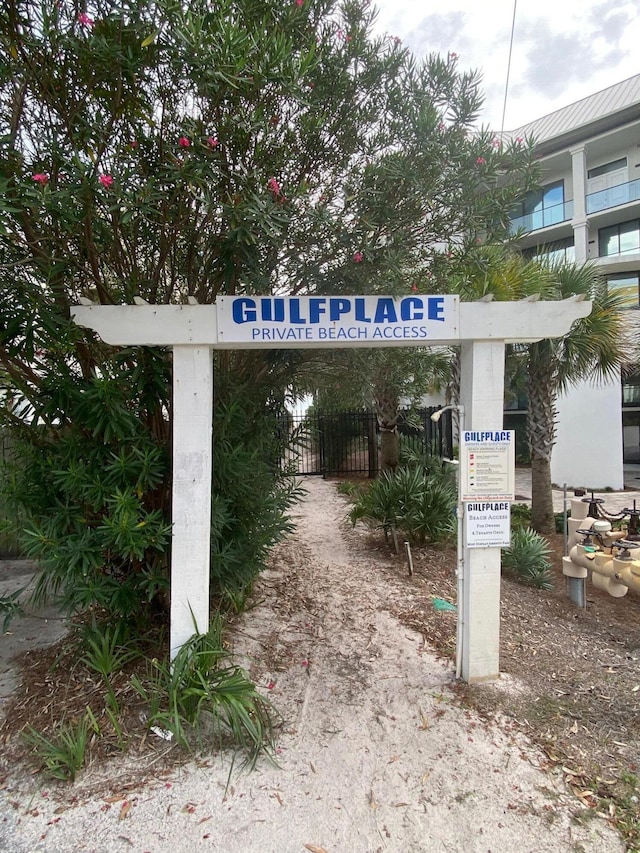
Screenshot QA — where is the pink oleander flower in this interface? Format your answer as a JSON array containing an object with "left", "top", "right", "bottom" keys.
[
  {"left": 476, "top": 156, "right": 486, "bottom": 165},
  {"left": 515, "top": 136, "right": 523, "bottom": 144},
  {"left": 353, "top": 251, "right": 363, "bottom": 263},
  {"left": 492, "top": 138, "right": 501, "bottom": 147},
  {"left": 77, "top": 12, "right": 94, "bottom": 27},
  {"left": 129, "top": 140, "right": 139, "bottom": 149},
  {"left": 411, "top": 283, "right": 419, "bottom": 293},
  {"left": 301, "top": 659, "right": 309, "bottom": 667},
  {"left": 99, "top": 174, "right": 113, "bottom": 188},
  {"left": 268, "top": 176, "right": 281, "bottom": 195},
  {"left": 178, "top": 136, "right": 190, "bottom": 148},
  {"left": 438, "top": 122, "right": 446, "bottom": 132},
  {"left": 295, "top": 0, "right": 304, "bottom": 6},
  {"left": 449, "top": 51, "right": 458, "bottom": 60},
  {"left": 207, "top": 136, "right": 219, "bottom": 148},
  {"left": 32, "top": 173, "right": 49, "bottom": 185},
  {"left": 393, "top": 36, "right": 402, "bottom": 45}
]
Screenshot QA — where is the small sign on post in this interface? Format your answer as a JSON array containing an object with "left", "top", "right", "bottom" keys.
[
  {"left": 460, "top": 430, "right": 515, "bottom": 502},
  {"left": 460, "top": 430, "right": 515, "bottom": 550},
  {"left": 465, "top": 501, "right": 511, "bottom": 549}
]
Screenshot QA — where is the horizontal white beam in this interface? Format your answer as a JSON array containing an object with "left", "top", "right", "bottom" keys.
[{"left": 71, "top": 298, "right": 592, "bottom": 348}]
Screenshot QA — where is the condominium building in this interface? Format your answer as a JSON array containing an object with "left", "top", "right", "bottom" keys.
[{"left": 506, "top": 74, "right": 640, "bottom": 489}]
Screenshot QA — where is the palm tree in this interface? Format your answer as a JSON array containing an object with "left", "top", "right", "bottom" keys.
[
  {"left": 447, "top": 248, "right": 628, "bottom": 534},
  {"left": 370, "top": 347, "right": 451, "bottom": 471},
  {"left": 526, "top": 262, "right": 629, "bottom": 533}
]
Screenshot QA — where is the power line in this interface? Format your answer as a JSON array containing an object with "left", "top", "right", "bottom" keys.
[{"left": 500, "top": 0, "right": 518, "bottom": 134}]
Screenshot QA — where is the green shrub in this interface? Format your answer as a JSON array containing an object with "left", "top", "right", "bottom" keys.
[
  {"left": 510, "top": 503, "right": 532, "bottom": 529},
  {"left": 210, "top": 392, "right": 305, "bottom": 597},
  {"left": 502, "top": 527, "right": 553, "bottom": 590},
  {"left": 1, "top": 359, "right": 304, "bottom": 622},
  {"left": 349, "top": 463, "right": 456, "bottom": 545},
  {"left": 555, "top": 511, "right": 567, "bottom": 534}
]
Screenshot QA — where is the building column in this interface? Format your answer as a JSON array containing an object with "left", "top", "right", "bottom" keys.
[
  {"left": 459, "top": 340, "right": 506, "bottom": 681},
  {"left": 571, "top": 145, "right": 589, "bottom": 262},
  {"left": 170, "top": 345, "right": 214, "bottom": 659}
]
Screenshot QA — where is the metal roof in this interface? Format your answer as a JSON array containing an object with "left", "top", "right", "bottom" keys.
[{"left": 506, "top": 74, "right": 640, "bottom": 148}]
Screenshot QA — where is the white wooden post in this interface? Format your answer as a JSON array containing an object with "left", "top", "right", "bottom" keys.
[
  {"left": 170, "top": 345, "right": 213, "bottom": 659},
  {"left": 459, "top": 340, "right": 506, "bottom": 682}
]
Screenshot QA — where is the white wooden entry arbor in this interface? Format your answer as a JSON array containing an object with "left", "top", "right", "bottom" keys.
[{"left": 72, "top": 295, "right": 590, "bottom": 683}]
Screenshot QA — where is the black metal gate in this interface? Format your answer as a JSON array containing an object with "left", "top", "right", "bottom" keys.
[{"left": 276, "top": 407, "right": 453, "bottom": 477}]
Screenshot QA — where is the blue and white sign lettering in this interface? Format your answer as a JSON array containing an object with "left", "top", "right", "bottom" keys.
[{"left": 216, "top": 295, "right": 459, "bottom": 347}]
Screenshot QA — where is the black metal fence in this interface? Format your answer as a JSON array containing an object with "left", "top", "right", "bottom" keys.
[
  {"left": 0, "top": 431, "right": 22, "bottom": 558},
  {"left": 277, "top": 407, "right": 453, "bottom": 477}
]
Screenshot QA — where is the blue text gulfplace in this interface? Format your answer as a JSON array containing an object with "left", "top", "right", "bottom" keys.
[{"left": 464, "top": 431, "right": 511, "bottom": 442}]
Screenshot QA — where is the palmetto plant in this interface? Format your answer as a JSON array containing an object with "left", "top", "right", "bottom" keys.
[
  {"left": 501, "top": 526, "right": 553, "bottom": 590},
  {"left": 349, "top": 460, "right": 456, "bottom": 545}
]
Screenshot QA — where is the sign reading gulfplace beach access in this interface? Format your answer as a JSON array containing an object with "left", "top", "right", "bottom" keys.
[
  {"left": 465, "top": 501, "right": 511, "bottom": 549},
  {"left": 217, "top": 294, "right": 459, "bottom": 346}
]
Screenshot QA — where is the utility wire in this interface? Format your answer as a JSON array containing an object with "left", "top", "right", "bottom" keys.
[{"left": 500, "top": 0, "right": 518, "bottom": 134}]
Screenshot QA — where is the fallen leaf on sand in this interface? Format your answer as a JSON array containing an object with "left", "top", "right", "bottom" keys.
[{"left": 304, "top": 845, "right": 328, "bottom": 853}]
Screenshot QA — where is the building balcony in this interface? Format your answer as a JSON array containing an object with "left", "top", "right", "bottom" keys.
[
  {"left": 587, "top": 178, "right": 640, "bottom": 214},
  {"left": 509, "top": 199, "right": 574, "bottom": 234}
]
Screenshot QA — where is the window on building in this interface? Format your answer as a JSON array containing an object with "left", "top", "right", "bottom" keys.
[
  {"left": 623, "top": 373, "right": 640, "bottom": 406},
  {"left": 587, "top": 157, "right": 627, "bottom": 179},
  {"left": 599, "top": 219, "right": 640, "bottom": 257},
  {"left": 523, "top": 237, "right": 575, "bottom": 264},
  {"left": 607, "top": 272, "right": 640, "bottom": 308},
  {"left": 512, "top": 180, "right": 566, "bottom": 230}
]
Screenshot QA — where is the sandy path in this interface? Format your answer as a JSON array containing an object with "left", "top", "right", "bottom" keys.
[{"left": 0, "top": 479, "right": 624, "bottom": 852}]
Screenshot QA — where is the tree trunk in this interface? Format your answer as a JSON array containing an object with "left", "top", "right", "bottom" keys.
[
  {"left": 379, "top": 428, "right": 399, "bottom": 472},
  {"left": 530, "top": 453, "right": 555, "bottom": 534},
  {"left": 374, "top": 385, "right": 400, "bottom": 473},
  {"left": 527, "top": 341, "right": 557, "bottom": 534}
]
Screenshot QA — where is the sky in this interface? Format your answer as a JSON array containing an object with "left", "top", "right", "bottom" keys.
[{"left": 370, "top": 0, "right": 640, "bottom": 131}]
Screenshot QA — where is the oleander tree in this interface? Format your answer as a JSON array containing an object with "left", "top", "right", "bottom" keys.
[{"left": 0, "top": 0, "right": 539, "bottom": 622}]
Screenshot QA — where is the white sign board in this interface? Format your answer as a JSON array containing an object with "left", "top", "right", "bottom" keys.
[
  {"left": 460, "top": 430, "right": 515, "bottom": 501},
  {"left": 465, "top": 501, "right": 511, "bottom": 548},
  {"left": 216, "top": 295, "right": 459, "bottom": 347}
]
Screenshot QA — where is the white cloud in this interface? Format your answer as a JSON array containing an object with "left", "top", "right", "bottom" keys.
[{"left": 370, "top": 0, "right": 640, "bottom": 130}]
